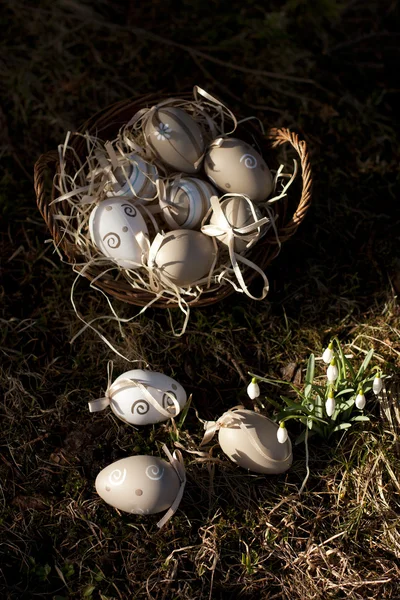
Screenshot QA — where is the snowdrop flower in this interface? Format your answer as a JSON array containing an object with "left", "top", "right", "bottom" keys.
[
  {"left": 355, "top": 388, "right": 366, "bottom": 410},
  {"left": 325, "top": 389, "right": 336, "bottom": 417},
  {"left": 326, "top": 358, "right": 338, "bottom": 383},
  {"left": 373, "top": 375, "right": 383, "bottom": 395},
  {"left": 277, "top": 422, "right": 288, "bottom": 444},
  {"left": 247, "top": 377, "right": 260, "bottom": 400},
  {"left": 322, "top": 341, "right": 334, "bottom": 364}
]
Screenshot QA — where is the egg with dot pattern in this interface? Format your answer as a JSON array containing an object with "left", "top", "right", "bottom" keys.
[
  {"left": 95, "top": 456, "right": 181, "bottom": 515},
  {"left": 89, "top": 197, "right": 149, "bottom": 269},
  {"left": 204, "top": 137, "right": 273, "bottom": 202},
  {"left": 218, "top": 409, "right": 292, "bottom": 474},
  {"left": 105, "top": 369, "right": 187, "bottom": 426},
  {"left": 144, "top": 107, "right": 205, "bottom": 174}
]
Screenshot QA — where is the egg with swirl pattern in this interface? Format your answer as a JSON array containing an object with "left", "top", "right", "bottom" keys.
[
  {"left": 89, "top": 369, "right": 187, "bottom": 426},
  {"left": 204, "top": 137, "right": 273, "bottom": 202},
  {"left": 95, "top": 455, "right": 181, "bottom": 515},
  {"left": 89, "top": 197, "right": 149, "bottom": 269}
]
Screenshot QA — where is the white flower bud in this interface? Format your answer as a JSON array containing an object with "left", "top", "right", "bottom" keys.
[
  {"left": 277, "top": 423, "right": 288, "bottom": 444},
  {"left": 322, "top": 342, "right": 334, "bottom": 364},
  {"left": 327, "top": 363, "right": 338, "bottom": 383},
  {"left": 247, "top": 378, "right": 260, "bottom": 400},
  {"left": 355, "top": 393, "right": 366, "bottom": 410},
  {"left": 372, "top": 376, "right": 383, "bottom": 395},
  {"left": 325, "top": 391, "right": 336, "bottom": 417}
]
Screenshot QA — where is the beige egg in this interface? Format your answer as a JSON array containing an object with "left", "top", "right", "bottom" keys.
[
  {"left": 208, "top": 195, "right": 264, "bottom": 253},
  {"left": 218, "top": 409, "right": 292, "bottom": 474},
  {"left": 160, "top": 177, "right": 216, "bottom": 230},
  {"left": 144, "top": 107, "right": 205, "bottom": 174},
  {"left": 150, "top": 230, "right": 216, "bottom": 288},
  {"left": 95, "top": 456, "right": 180, "bottom": 515},
  {"left": 204, "top": 137, "right": 273, "bottom": 202}
]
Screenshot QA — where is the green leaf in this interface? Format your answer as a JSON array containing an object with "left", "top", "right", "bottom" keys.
[
  {"left": 83, "top": 585, "right": 96, "bottom": 598},
  {"left": 304, "top": 354, "right": 315, "bottom": 398},
  {"left": 336, "top": 388, "right": 355, "bottom": 397},
  {"left": 350, "top": 415, "right": 370, "bottom": 422},
  {"left": 331, "top": 423, "right": 352, "bottom": 432},
  {"left": 356, "top": 349, "right": 374, "bottom": 380}
]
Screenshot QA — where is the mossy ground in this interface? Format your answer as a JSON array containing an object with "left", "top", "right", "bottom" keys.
[{"left": 1, "top": 1, "right": 400, "bottom": 598}]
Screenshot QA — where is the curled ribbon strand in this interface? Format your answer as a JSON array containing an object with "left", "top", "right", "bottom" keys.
[
  {"left": 156, "top": 444, "right": 186, "bottom": 529},
  {"left": 201, "top": 195, "right": 271, "bottom": 300}
]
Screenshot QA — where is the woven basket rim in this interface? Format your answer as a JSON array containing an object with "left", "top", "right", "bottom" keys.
[{"left": 34, "top": 93, "right": 313, "bottom": 309}]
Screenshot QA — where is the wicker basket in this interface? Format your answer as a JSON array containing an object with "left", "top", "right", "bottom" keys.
[{"left": 34, "top": 93, "right": 312, "bottom": 309}]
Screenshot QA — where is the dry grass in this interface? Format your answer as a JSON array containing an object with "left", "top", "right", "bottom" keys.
[{"left": 1, "top": 0, "right": 400, "bottom": 598}]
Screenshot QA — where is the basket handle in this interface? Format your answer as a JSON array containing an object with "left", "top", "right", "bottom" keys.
[
  {"left": 34, "top": 150, "right": 60, "bottom": 242},
  {"left": 268, "top": 127, "right": 312, "bottom": 243}
]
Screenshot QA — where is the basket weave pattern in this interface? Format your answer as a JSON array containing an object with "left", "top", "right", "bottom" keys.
[{"left": 34, "top": 95, "right": 312, "bottom": 308}]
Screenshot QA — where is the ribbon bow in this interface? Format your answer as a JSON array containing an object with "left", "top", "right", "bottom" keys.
[
  {"left": 156, "top": 444, "right": 186, "bottom": 529},
  {"left": 88, "top": 362, "right": 180, "bottom": 419},
  {"left": 201, "top": 195, "right": 271, "bottom": 300}
]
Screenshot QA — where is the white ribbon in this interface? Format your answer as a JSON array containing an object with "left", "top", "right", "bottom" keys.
[
  {"left": 201, "top": 195, "right": 270, "bottom": 300},
  {"left": 156, "top": 445, "right": 186, "bottom": 529}
]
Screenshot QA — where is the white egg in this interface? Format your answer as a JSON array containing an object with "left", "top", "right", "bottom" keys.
[
  {"left": 159, "top": 177, "right": 216, "bottom": 230},
  {"left": 106, "top": 153, "right": 157, "bottom": 200},
  {"left": 89, "top": 197, "right": 149, "bottom": 269},
  {"left": 112, "top": 370, "right": 187, "bottom": 425}
]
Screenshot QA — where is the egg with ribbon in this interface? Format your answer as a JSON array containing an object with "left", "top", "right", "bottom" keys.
[
  {"left": 144, "top": 106, "right": 205, "bottom": 174},
  {"left": 149, "top": 230, "right": 217, "bottom": 288},
  {"left": 201, "top": 407, "right": 292, "bottom": 474},
  {"left": 203, "top": 195, "right": 267, "bottom": 253},
  {"left": 107, "top": 153, "right": 157, "bottom": 200},
  {"left": 95, "top": 446, "right": 186, "bottom": 528},
  {"left": 89, "top": 197, "right": 149, "bottom": 269},
  {"left": 204, "top": 137, "right": 273, "bottom": 202},
  {"left": 159, "top": 177, "right": 217, "bottom": 230},
  {"left": 88, "top": 369, "right": 187, "bottom": 426}
]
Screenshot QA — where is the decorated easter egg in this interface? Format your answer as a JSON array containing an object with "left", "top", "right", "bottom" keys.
[
  {"left": 144, "top": 107, "right": 205, "bottom": 174},
  {"left": 149, "top": 230, "right": 216, "bottom": 288},
  {"left": 89, "top": 197, "right": 149, "bottom": 269},
  {"left": 219, "top": 409, "right": 292, "bottom": 474},
  {"left": 204, "top": 137, "right": 273, "bottom": 202},
  {"left": 96, "top": 455, "right": 181, "bottom": 515},
  {"left": 107, "top": 153, "right": 157, "bottom": 199},
  {"left": 160, "top": 177, "right": 217, "bottom": 230},
  {"left": 207, "top": 195, "right": 264, "bottom": 253},
  {"left": 212, "top": 408, "right": 292, "bottom": 474},
  {"left": 88, "top": 369, "right": 187, "bottom": 426}
]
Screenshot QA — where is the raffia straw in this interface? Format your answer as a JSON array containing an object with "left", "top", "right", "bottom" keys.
[{"left": 51, "top": 88, "right": 299, "bottom": 346}]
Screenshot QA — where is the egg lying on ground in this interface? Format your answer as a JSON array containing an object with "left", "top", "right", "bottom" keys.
[
  {"left": 107, "top": 153, "right": 157, "bottom": 200},
  {"left": 88, "top": 369, "right": 187, "bottom": 425},
  {"left": 159, "top": 177, "right": 216, "bottom": 230},
  {"left": 149, "top": 230, "right": 216, "bottom": 288},
  {"left": 207, "top": 408, "right": 292, "bottom": 474},
  {"left": 89, "top": 197, "right": 149, "bottom": 269},
  {"left": 144, "top": 106, "right": 205, "bottom": 174},
  {"left": 204, "top": 137, "right": 273, "bottom": 202},
  {"left": 206, "top": 195, "right": 265, "bottom": 253},
  {"left": 96, "top": 455, "right": 181, "bottom": 515}
]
